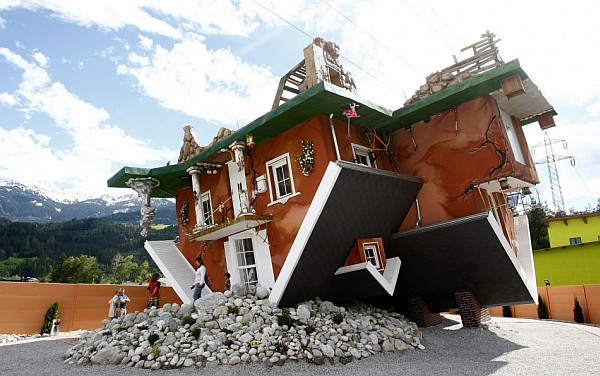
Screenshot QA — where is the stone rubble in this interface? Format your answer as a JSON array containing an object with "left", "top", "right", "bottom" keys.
[{"left": 63, "top": 285, "right": 424, "bottom": 369}]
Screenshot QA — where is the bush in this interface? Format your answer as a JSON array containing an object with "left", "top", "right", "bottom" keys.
[
  {"left": 148, "top": 333, "right": 159, "bottom": 345},
  {"left": 190, "top": 328, "right": 201, "bottom": 340},
  {"left": 332, "top": 311, "right": 345, "bottom": 324},
  {"left": 227, "top": 306, "right": 239, "bottom": 315},
  {"left": 537, "top": 295, "right": 549, "bottom": 319},
  {"left": 277, "top": 308, "right": 296, "bottom": 327},
  {"left": 502, "top": 306, "right": 512, "bottom": 317},
  {"left": 40, "top": 302, "right": 59, "bottom": 335},
  {"left": 182, "top": 316, "right": 196, "bottom": 326},
  {"left": 574, "top": 297, "right": 585, "bottom": 323}
]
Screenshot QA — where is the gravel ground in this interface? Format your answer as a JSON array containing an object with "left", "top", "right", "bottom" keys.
[{"left": 1, "top": 315, "right": 599, "bottom": 376}]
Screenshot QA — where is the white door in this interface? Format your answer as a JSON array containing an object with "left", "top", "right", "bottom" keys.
[
  {"left": 224, "top": 229, "right": 275, "bottom": 289},
  {"left": 227, "top": 160, "right": 248, "bottom": 217}
]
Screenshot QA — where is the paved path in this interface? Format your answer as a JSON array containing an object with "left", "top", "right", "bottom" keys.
[{"left": 1, "top": 315, "right": 599, "bottom": 376}]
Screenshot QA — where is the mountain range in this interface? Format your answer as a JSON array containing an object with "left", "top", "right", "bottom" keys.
[{"left": 0, "top": 180, "right": 176, "bottom": 224}]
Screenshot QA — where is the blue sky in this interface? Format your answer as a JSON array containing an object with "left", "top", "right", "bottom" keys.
[{"left": 0, "top": 1, "right": 598, "bottom": 213}]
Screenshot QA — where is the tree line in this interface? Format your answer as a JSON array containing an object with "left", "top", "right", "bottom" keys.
[{"left": 0, "top": 217, "right": 177, "bottom": 283}]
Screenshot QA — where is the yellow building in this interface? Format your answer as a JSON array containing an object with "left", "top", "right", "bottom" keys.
[{"left": 533, "top": 212, "right": 600, "bottom": 286}]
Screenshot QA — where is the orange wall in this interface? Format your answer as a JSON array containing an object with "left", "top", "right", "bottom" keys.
[
  {"left": 392, "top": 96, "right": 537, "bottom": 231},
  {"left": 0, "top": 282, "right": 182, "bottom": 334},
  {"left": 175, "top": 115, "right": 342, "bottom": 287},
  {"left": 489, "top": 284, "right": 600, "bottom": 324}
]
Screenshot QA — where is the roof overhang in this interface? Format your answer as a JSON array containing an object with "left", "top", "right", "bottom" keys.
[
  {"left": 385, "top": 211, "right": 536, "bottom": 312},
  {"left": 392, "top": 59, "right": 556, "bottom": 128},
  {"left": 269, "top": 161, "right": 422, "bottom": 307},
  {"left": 107, "top": 82, "right": 399, "bottom": 197}
]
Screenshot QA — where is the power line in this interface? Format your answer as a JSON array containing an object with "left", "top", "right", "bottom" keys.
[
  {"left": 422, "top": 0, "right": 466, "bottom": 47},
  {"left": 401, "top": 0, "right": 459, "bottom": 54},
  {"left": 250, "top": 0, "right": 314, "bottom": 40},
  {"left": 251, "top": 0, "right": 406, "bottom": 97},
  {"left": 319, "top": 0, "right": 423, "bottom": 77}
]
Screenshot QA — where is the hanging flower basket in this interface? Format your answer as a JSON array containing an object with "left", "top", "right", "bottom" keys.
[
  {"left": 180, "top": 200, "right": 189, "bottom": 225},
  {"left": 297, "top": 139, "right": 315, "bottom": 176}
]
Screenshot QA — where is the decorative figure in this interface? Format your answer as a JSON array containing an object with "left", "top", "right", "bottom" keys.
[
  {"left": 297, "top": 139, "right": 315, "bottom": 176},
  {"left": 126, "top": 177, "right": 160, "bottom": 237},
  {"left": 342, "top": 102, "right": 360, "bottom": 140},
  {"left": 230, "top": 141, "right": 246, "bottom": 172}
]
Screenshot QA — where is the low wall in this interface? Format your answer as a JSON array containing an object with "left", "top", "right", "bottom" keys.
[
  {"left": 0, "top": 282, "right": 182, "bottom": 334},
  {"left": 489, "top": 284, "right": 600, "bottom": 324}
]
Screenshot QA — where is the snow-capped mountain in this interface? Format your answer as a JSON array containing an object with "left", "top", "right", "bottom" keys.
[{"left": 0, "top": 180, "right": 176, "bottom": 224}]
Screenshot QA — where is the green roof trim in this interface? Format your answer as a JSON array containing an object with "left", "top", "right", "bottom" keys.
[
  {"left": 107, "top": 59, "right": 540, "bottom": 198},
  {"left": 392, "top": 59, "right": 527, "bottom": 126},
  {"left": 107, "top": 81, "right": 397, "bottom": 196}
]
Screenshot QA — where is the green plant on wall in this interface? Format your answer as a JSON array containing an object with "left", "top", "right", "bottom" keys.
[
  {"left": 40, "top": 302, "right": 59, "bottom": 335},
  {"left": 537, "top": 295, "right": 549, "bottom": 319},
  {"left": 574, "top": 296, "right": 585, "bottom": 323}
]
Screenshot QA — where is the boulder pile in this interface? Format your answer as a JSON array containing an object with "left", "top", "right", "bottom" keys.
[{"left": 64, "top": 284, "right": 424, "bottom": 369}]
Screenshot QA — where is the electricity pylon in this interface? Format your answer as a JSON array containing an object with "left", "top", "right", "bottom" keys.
[{"left": 532, "top": 132, "right": 574, "bottom": 214}]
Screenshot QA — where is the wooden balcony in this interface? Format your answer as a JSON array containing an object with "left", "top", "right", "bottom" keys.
[{"left": 187, "top": 214, "right": 273, "bottom": 241}]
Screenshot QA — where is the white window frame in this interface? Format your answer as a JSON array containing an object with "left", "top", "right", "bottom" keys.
[
  {"left": 352, "top": 143, "right": 373, "bottom": 167},
  {"left": 201, "top": 191, "right": 213, "bottom": 226},
  {"left": 500, "top": 109, "right": 526, "bottom": 165},
  {"left": 224, "top": 229, "right": 275, "bottom": 289},
  {"left": 569, "top": 237, "right": 582, "bottom": 245},
  {"left": 266, "top": 153, "right": 299, "bottom": 205},
  {"left": 363, "top": 242, "right": 382, "bottom": 270}
]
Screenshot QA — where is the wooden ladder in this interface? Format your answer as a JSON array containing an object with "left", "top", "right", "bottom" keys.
[{"left": 271, "top": 59, "right": 307, "bottom": 110}]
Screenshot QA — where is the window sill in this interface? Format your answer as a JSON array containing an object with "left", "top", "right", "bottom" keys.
[{"left": 267, "top": 192, "right": 301, "bottom": 207}]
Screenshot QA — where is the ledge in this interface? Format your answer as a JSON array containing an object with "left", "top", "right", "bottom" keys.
[{"left": 188, "top": 214, "right": 273, "bottom": 241}]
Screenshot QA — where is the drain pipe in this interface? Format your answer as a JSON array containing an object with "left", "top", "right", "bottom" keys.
[
  {"left": 329, "top": 113, "right": 341, "bottom": 161},
  {"left": 415, "top": 197, "right": 422, "bottom": 228}
]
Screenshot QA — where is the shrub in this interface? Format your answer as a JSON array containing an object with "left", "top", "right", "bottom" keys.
[
  {"left": 574, "top": 297, "right": 585, "bottom": 323},
  {"left": 502, "top": 306, "right": 512, "bottom": 317},
  {"left": 191, "top": 328, "right": 201, "bottom": 340},
  {"left": 227, "top": 306, "right": 239, "bottom": 315},
  {"left": 151, "top": 345, "right": 161, "bottom": 358},
  {"left": 332, "top": 311, "right": 345, "bottom": 324},
  {"left": 148, "top": 333, "right": 159, "bottom": 345},
  {"left": 182, "top": 316, "right": 196, "bottom": 326},
  {"left": 277, "top": 308, "right": 296, "bottom": 327},
  {"left": 537, "top": 295, "right": 549, "bottom": 319},
  {"left": 40, "top": 302, "right": 59, "bottom": 335}
]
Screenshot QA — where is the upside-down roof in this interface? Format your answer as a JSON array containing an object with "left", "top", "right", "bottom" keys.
[{"left": 107, "top": 59, "right": 555, "bottom": 197}]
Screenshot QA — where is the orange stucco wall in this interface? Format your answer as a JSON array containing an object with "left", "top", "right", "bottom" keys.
[
  {"left": 0, "top": 282, "right": 182, "bottom": 334},
  {"left": 392, "top": 96, "right": 537, "bottom": 231},
  {"left": 175, "top": 115, "right": 346, "bottom": 288},
  {"left": 489, "top": 284, "right": 600, "bottom": 324},
  {"left": 173, "top": 95, "right": 539, "bottom": 286}
]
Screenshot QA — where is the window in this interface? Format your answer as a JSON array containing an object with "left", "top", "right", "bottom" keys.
[
  {"left": 224, "top": 229, "right": 276, "bottom": 289},
  {"left": 569, "top": 237, "right": 582, "bottom": 245},
  {"left": 266, "top": 153, "right": 297, "bottom": 203},
  {"left": 201, "top": 191, "right": 213, "bottom": 226},
  {"left": 363, "top": 243, "right": 381, "bottom": 269},
  {"left": 233, "top": 237, "right": 258, "bottom": 286},
  {"left": 352, "top": 144, "right": 372, "bottom": 167},
  {"left": 500, "top": 110, "right": 526, "bottom": 164}
]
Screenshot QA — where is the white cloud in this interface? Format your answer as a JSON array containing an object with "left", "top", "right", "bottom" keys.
[
  {"left": 0, "top": 15, "right": 6, "bottom": 28},
  {"left": 0, "top": 0, "right": 264, "bottom": 38},
  {"left": 138, "top": 34, "right": 153, "bottom": 50},
  {"left": 120, "top": 39, "right": 277, "bottom": 128},
  {"left": 0, "top": 47, "right": 174, "bottom": 195},
  {"left": 0, "top": 92, "right": 17, "bottom": 105}
]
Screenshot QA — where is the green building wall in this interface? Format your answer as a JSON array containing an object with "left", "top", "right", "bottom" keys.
[
  {"left": 534, "top": 212, "right": 600, "bottom": 286},
  {"left": 533, "top": 241, "right": 600, "bottom": 286},
  {"left": 547, "top": 213, "right": 600, "bottom": 247}
]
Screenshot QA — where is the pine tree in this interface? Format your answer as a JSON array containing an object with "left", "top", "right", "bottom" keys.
[
  {"left": 573, "top": 297, "right": 585, "bottom": 323},
  {"left": 537, "top": 295, "right": 549, "bottom": 319}
]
